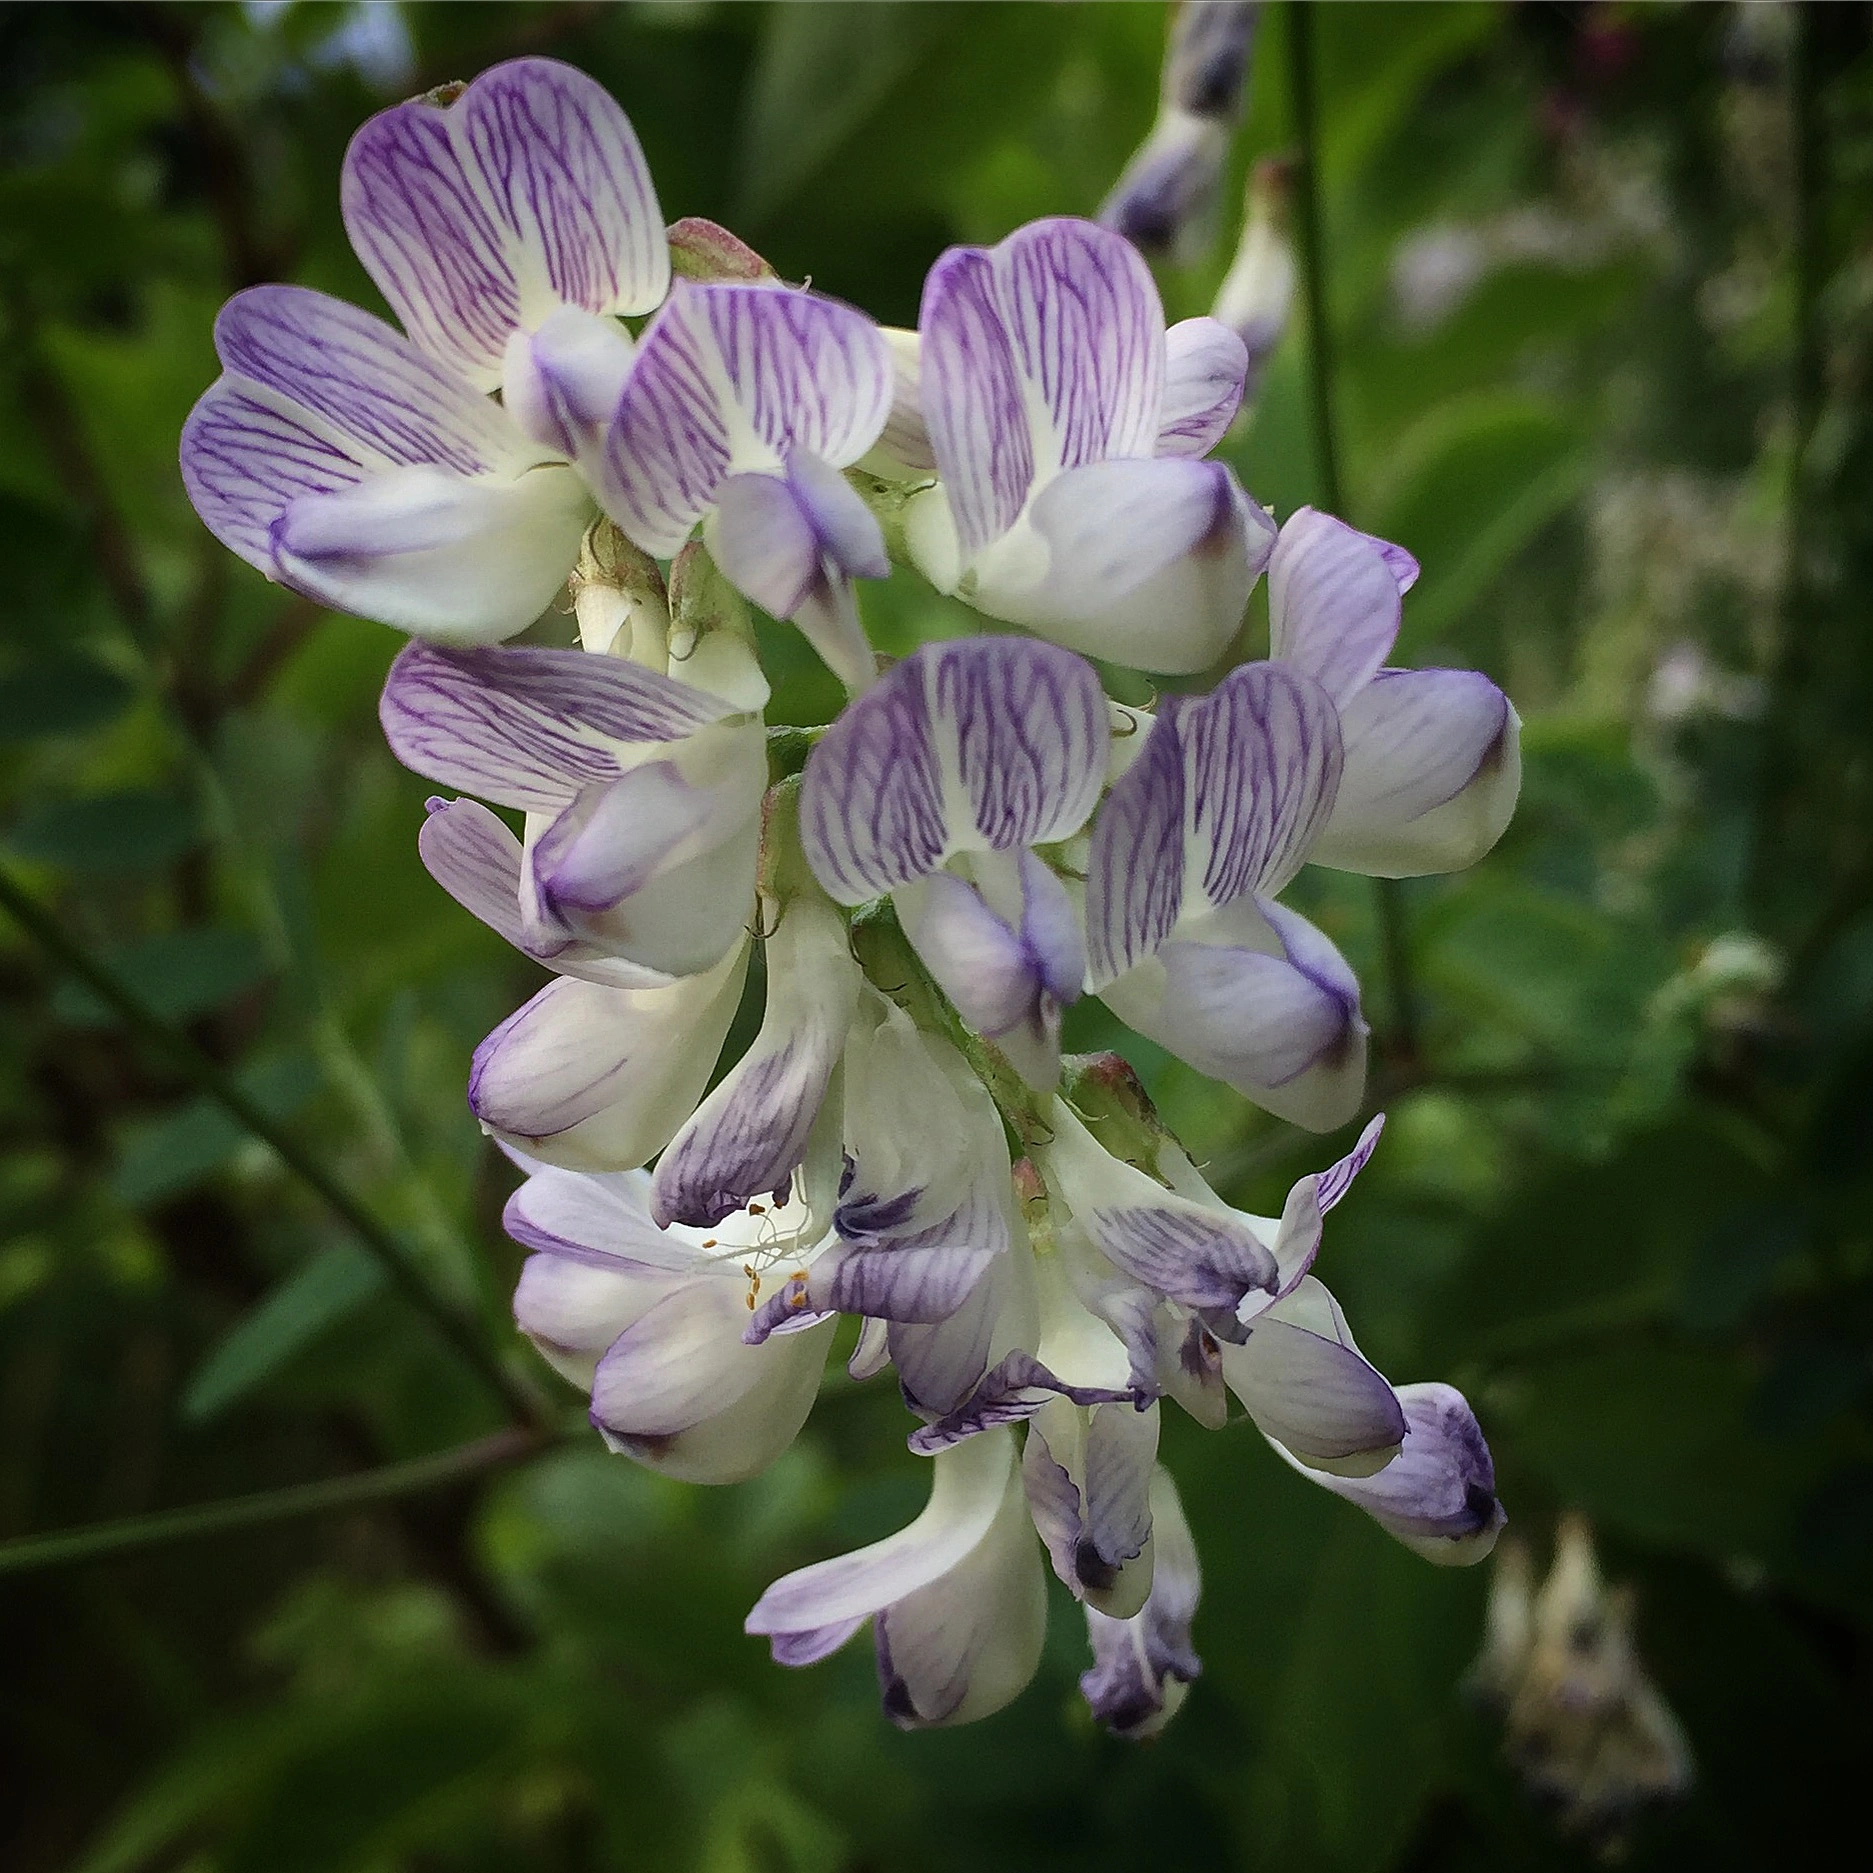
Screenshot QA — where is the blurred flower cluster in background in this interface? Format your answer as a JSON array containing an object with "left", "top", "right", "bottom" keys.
[{"left": 1, "top": 4, "right": 1871, "bottom": 1870}]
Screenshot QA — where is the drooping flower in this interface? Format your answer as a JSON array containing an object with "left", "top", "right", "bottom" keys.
[
  {"left": 507, "top": 1158, "right": 836, "bottom": 1484},
  {"left": 1099, "top": 2, "right": 1262, "bottom": 266},
  {"left": 181, "top": 59, "right": 667, "bottom": 642},
  {"left": 899, "top": 218, "right": 1277, "bottom": 673},
  {"left": 1079, "top": 1466, "right": 1203, "bottom": 1738},
  {"left": 746, "top": 1427, "right": 1048, "bottom": 1730},
  {"left": 596, "top": 282, "right": 895, "bottom": 691},
  {"left": 1270, "top": 508, "right": 1522, "bottom": 876},
  {"left": 1211, "top": 155, "right": 1296, "bottom": 405},
  {"left": 1085, "top": 658, "right": 1369, "bottom": 1129},
  {"left": 800, "top": 635, "right": 1109, "bottom": 1090}
]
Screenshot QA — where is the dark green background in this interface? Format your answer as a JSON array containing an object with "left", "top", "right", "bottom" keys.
[{"left": 2, "top": 4, "right": 1871, "bottom": 1869}]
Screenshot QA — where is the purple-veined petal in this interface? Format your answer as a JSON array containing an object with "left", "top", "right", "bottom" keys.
[
  {"left": 906, "top": 1351, "right": 1135, "bottom": 1455},
  {"left": 953, "top": 456, "right": 1272, "bottom": 675},
  {"left": 269, "top": 462, "right": 592, "bottom": 643},
  {"left": 873, "top": 1445, "right": 1047, "bottom": 1730},
  {"left": 379, "top": 638, "right": 736, "bottom": 814},
  {"left": 1080, "top": 1467, "right": 1201, "bottom": 1739},
  {"left": 897, "top": 873, "right": 1038, "bottom": 1038},
  {"left": 593, "top": 1282, "right": 834, "bottom": 1484},
  {"left": 747, "top": 1427, "right": 1015, "bottom": 1635},
  {"left": 1085, "top": 661, "right": 1341, "bottom": 983},
  {"left": 1102, "top": 899, "right": 1368, "bottom": 1131},
  {"left": 800, "top": 636, "right": 1108, "bottom": 902},
  {"left": 888, "top": 1263, "right": 1004, "bottom": 1417},
  {"left": 1156, "top": 317, "right": 1248, "bottom": 456},
  {"left": 469, "top": 944, "right": 747, "bottom": 1172},
  {"left": 921, "top": 218, "right": 1165, "bottom": 564},
  {"left": 1022, "top": 1397, "right": 1159, "bottom": 1616},
  {"left": 1255, "top": 1112, "right": 1387, "bottom": 1303},
  {"left": 342, "top": 57, "right": 667, "bottom": 391},
  {"left": 1276, "top": 1380, "right": 1505, "bottom": 1563},
  {"left": 1269, "top": 506, "right": 1403, "bottom": 707},
  {"left": 651, "top": 899, "right": 858, "bottom": 1228},
  {"left": 502, "top": 305, "right": 638, "bottom": 459},
  {"left": 600, "top": 281, "right": 893, "bottom": 557},
  {"left": 1362, "top": 530, "right": 1419, "bottom": 594},
  {"left": 771, "top": 1620, "right": 866, "bottom": 1667},
  {"left": 1311, "top": 669, "right": 1521, "bottom": 877},
  {"left": 504, "top": 1163, "right": 706, "bottom": 1275},
  {"left": 512, "top": 1249, "right": 673, "bottom": 1388},
  {"left": 809, "top": 1240, "right": 998, "bottom": 1325},
  {"left": 1222, "top": 1274, "right": 1406, "bottom": 1469},
  {"left": 418, "top": 797, "right": 674, "bottom": 987}
]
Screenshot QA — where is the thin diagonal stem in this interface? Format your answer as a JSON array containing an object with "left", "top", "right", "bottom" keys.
[
  {"left": 0, "top": 865, "right": 550, "bottom": 1431},
  {"left": 1286, "top": 0, "right": 1421, "bottom": 1066},
  {"left": 0, "top": 1428, "right": 554, "bottom": 1577}
]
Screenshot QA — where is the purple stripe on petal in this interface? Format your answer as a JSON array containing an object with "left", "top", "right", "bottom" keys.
[
  {"left": 418, "top": 795, "right": 530, "bottom": 950},
  {"left": 379, "top": 640, "right": 731, "bottom": 813},
  {"left": 1079, "top": 1198, "right": 1278, "bottom": 1316},
  {"left": 906, "top": 1352, "right": 1136, "bottom": 1454},
  {"left": 800, "top": 637, "right": 1108, "bottom": 902},
  {"left": 601, "top": 283, "right": 892, "bottom": 558},
  {"left": 343, "top": 58, "right": 667, "bottom": 390},
  {"left": 1269, "top": 506, "right": 1403, "bottom": 708},
  {"left": 1157, "top": 317, "right": 1248, "bottom": 457},
  {"left": 811, "top": 1241, "right": 998, "bottom": 1324},
  {"left": 1085, "top": 704, "right": 1185, "bottom": 986},
  {"left": 769, "top": 1618, "right": 866, "bottom": 1667},
  {"left": 1315, "top": 1113, "right": 1385, "bottom": 1215}
]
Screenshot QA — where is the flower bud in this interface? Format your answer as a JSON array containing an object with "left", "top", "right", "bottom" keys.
[
  {"left": 571, "top": 518, "right": 668, "bottom": 662},
  {"left": 1211, "top": 155, "right": 1295, "bottom": 405}
]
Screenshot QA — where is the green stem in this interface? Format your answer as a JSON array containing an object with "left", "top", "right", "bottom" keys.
[
  {"left": 0, "top": 1428, "right": 554, "bottom": 1577},
  {"left": 1287, "top": 0, "right": 1420, "bottom": 1064},
  {"left": 0, "top": 865, "right": 550, "bottom": 1432}
]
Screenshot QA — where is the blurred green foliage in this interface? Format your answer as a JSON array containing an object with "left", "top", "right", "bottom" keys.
[{"left": 2, "top": 3, "right": 1871, "bottom": 1870}]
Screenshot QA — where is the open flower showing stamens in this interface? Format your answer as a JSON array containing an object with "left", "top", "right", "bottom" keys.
[
  {"left": 746, "top": 1427, "right": 1048, "bottom": 1730},
  {"left": 507, "top": 1159, "right": 835, "bottom": 1484},
  {"left": 597, "top": 282, "right": 895, "bottom": 691},
  {"left": 1270, "top": 508, "right": 1522, "bottom": 876},
  {"left": 801, "top": 636, "right": 1108, "bottom": 1090},
  {"left": 1086, "top": 658, "right": 1368, "bottom": 1129},
  {"left": 181, "top": 59, "right": 666, "bottom": 642},
  {"left": 900, "top": 217, "right": 1276, "bottom": 672}
]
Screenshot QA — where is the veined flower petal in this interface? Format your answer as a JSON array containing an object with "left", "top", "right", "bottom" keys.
[
  {"left": 1221, "top": 1275, "right": 1406, "bottom": 1470},
  {"left": 801, "top": 636, "right": 1109, "bottom": 902},
  {"left": 1023, "top": 1395, "right": 1160, "bottom": 1617},
  {"left": 380, "top": 638, "right": 738, "bottom": 814},
  {"left": 342, "top": 57, "right": 668, "bottom": 390},
  {"left": 1080, "top": 1466, "right": 1202, "bottom": 1739},
  {"left": 921, "top": 219, "right": 1165, "bottom": 561},
  {"left": 1311, "top": 670, "right": 1522, "bottom": 877},
  {"left": 1274, "top": 1380, "right": 1505, "bottom": 1563},
  {"left": 600, "top": 281, "right": 893, "bottom": 558},
  {"left": 1101, "top": 898, "right": 1368, "bottom": 1131},
  {"left": 1085, "top": 661, "right": 1342, "bottom": 984},
  {"left": 469, "top": 942, "right": 748, "bottom": 1171},
  {"left": 1155, "top": 316, "right": 1248, "bottom": 457},
  {"left": 651, "top": 899, "right": 859, "bottom": 1228},
  {"left": 1268, "top": 506, "right": 1404, "bottom": 708}
]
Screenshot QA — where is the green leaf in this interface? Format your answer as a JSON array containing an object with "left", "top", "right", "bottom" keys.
[
  {"left": 6, "top": 789, "right": 199, "bottom": 874},
  {"left": 0, "top": 655, "right": 134, "bottom": 741},
  {"left": 52, "top": 926, "right": 271, "bottom": 1029},
  {"left": 111, "top": 1051, "right": 320, "bottom": 1209},
  {"left": 183, "top": 1243, "right": 387, "bottom": 1423},
  {"left": 1368, "top": 393, "right": 1591, "bottom": 648}
]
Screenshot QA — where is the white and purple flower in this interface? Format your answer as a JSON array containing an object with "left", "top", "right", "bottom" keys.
[
  {"left": 182, "top": 59, "right": 665, "bottom": 642},
  {"left": 897, "top": 218, "right": 1277, "bottom": 674},
  {"left": 800, "top": 635, "right": 1109, "bottom": 1091}
]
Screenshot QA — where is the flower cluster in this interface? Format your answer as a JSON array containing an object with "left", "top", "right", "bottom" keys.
[{"left": 181, "top": 57, "right": 1520, "bottom": 1736}]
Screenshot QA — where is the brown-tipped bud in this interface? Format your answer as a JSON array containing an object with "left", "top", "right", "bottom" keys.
[
  {"left": 1061, "top": 1052, "right": 1182, "bottom": 1180},
  {"left": 667, "top": 217, "right": 778, "bottom": 284},
  {"left": 571, "top": 518, "right": 669, "bottom": 661}
]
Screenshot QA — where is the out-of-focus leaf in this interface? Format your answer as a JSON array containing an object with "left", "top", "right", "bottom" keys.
[
  {"left": 183, "top": 1242, "right": 387, "bottom": 1422},
  {"left": 736, "top": 1, "right": 953, "bottom": 224},
  {"left": 1370, "top": 393, "right": 1590, "bottom": 648},
  {"left": 52, "top": 926, "right": 270, "bottom": 1029},
  {"left": 0, "top": 655, "right": 134, "bottom": 741},
  {"left": 111, "top": 1050, "right": 319, "bottom": 1209},
  {"left": 6, "top": 789, "right": 199, "bottom": 873}
]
